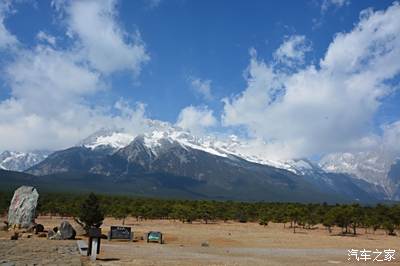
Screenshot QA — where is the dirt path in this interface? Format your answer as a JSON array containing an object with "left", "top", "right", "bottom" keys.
[
  {"left": 89, "top": 243, "right": 349, "bottom": 266},
  {"left": 0, "top": 238, "right": 81, "bottom": 266},
  {"left": 1, "top": 217, "right": 399, "bottom": 265}
]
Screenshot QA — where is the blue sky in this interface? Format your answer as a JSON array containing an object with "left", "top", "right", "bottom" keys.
[{"left": 0, "top": 0, "right": 399, "bottom": 161}]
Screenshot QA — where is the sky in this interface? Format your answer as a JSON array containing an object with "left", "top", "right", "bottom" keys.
[{"left": 0, "top": 0, "right": 399, "bottom": 161}]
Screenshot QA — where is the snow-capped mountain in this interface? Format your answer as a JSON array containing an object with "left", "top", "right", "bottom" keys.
[
  {"left": 78, "top": 124, "right": 391, "bottom": 182},
  {"left": 0, "top": 151, "right": 50, "bottom": 171},
  {"left": 79, "top": 129, "right": 134, "bottom": 152},
  {"left": 27, "top": 126, "right": 377, "bottom": 202},
  {"left": 320, "top": 152, "right": 400, "bottom": 199},
  {"left": 79, "top": 124, "right": 315, "bottom": 175},
  {"left": 22, "top": 124, "right": 393, "bottom": 202}
]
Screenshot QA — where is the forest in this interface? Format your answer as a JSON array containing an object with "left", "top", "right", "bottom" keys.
[{"left": 1, "top": 191, "right": 399, "bottom": 236}]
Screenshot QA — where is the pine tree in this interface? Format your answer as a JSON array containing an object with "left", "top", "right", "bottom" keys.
[{"left": 75, "top": 193, "right": 104, "bottom": 233}]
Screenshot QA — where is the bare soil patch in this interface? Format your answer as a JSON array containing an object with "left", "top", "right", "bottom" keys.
[{"left": 1, "top": 216, "right": 399, "bottom": 265}]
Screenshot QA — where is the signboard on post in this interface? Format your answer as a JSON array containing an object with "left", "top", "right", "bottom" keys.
[{"left": 108, "top": 226, "right": 133, "bottom": 241}]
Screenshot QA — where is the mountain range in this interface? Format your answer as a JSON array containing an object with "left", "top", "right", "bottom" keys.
[
  {"left": 0, "top": 151, "right": 50, "bottom": 172},
  {"left": 0, "top": 123, "right": 399, "bottom": 202}
]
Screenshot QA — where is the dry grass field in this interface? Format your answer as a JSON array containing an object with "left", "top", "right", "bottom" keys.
[{"left": 1, "top": 216, "right": 399, "bottom": 265}]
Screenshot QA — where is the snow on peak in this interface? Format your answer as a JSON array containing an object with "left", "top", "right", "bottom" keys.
[
  {"left": 138, "top": 128, "right": 229, "bottom": 158},
  {"left": 0, "top": 151, "right": 49, "bottom": 171},
  {"left": 79, "top": 124, "right": 322, "bottom": 175},
  {"left": 319, "top": 151, "right": 392, "bottom": 186},
  {"left": 84, "top": 132, "right": 134, "bottom": 150}
]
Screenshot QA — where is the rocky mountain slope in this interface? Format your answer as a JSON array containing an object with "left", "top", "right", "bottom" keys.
[
  {"left": 24, "top": 126, "right": 383, "bottom": 202},
  {"left": 320, "top": 152, "right": 400, "bottom": 200},
  {"left": 0, "top": 151, "right": 49, "bottom": 171}
]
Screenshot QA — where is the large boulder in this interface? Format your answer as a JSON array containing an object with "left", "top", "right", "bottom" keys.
[
  {"left": 59, "top": 221, "right": 76, "bottom": 239},
  {"left": 7, "top": 186, "right": 39, "bottom": 228}
]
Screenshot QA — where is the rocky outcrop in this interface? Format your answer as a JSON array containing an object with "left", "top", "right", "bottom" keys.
[
  {"left": 48, "top": 221, "right": 76, "bottom": 240},
  {"left": 59, "top": 221, "right": 76, "bottom": 240},
  {"left": 7, "top": 186, "right": 39, "bottom": 228}
]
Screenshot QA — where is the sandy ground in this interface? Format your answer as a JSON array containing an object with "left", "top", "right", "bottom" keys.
[{"left": 1, "top": 216, "right": 399, "bottom": 265}]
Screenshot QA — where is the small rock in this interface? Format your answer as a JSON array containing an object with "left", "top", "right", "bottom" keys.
[
  {"left": 35, "top": 224, "right": 44, "bottom": 234},
  {"left": 10, "top": 232, "right": 19, "bottom": 240},
  {"left": 49, "top": 231, "right": 62, "bottom": 240},
  {"left": 47, "top": 230, "right": 55, "bottom": 239},
  {"left": 201, "top": 241, "right": 209, "bottom": 247}
]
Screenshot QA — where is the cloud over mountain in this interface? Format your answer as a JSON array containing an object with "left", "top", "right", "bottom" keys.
[
  {"left": 222, "top": 3, "right": 400, "bottom": 159},
  {"left": 0, "top": 0, "right": 150, "bottom": 151}
]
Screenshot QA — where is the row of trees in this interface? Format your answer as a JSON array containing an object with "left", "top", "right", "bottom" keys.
[{"left": 1, "top": 191, "right": 399, "bottom": 235}]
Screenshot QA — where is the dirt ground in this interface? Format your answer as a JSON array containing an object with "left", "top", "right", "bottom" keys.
[{"left": 0, "top": 216, "right": 399, "bottom": 265}]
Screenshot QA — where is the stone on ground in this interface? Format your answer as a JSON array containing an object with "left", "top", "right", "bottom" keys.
[
  {"left": 7, "top": 186, "right": 39, "bottom": 229},
  {"left": 35, "top": 224, "right": 44, "bottom": 234},
  {"left": 59, "top": 221, "right": 76, "bottom": 240}
]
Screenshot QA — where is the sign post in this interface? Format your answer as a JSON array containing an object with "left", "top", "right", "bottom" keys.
[
  {"left": 87, "top": 227, "right": 102, "bottom": 261},
  {"left": 108, "top": 226, "right": 133, "bottom": 241},
  {"left": 91, "top": 238, "right": 98, "bottom": 262}
]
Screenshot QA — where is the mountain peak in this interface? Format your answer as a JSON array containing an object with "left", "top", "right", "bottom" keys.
[{"left": 0, "top": 150, "right": 50, "bottom": 171}]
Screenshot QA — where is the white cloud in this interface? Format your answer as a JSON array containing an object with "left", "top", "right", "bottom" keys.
[
  {"left": 36, "top": 31, "right": 56, "bottom": 46},
  {"left": 0, "top": 98, "right": 148, "bottom": 152},
  {"left": 0, "top": 0, "right": 18, "bottom": 49},
  {"left": 381, "top": 121, "right": 400, "bottom": 156},
  {"left": 0, "top": 0, "right": 152, "bottom": 152},
  {"left": 59, "top": 0, "right": 149, "bottom": 75},
  {"left": 176, "top": 106, "right": 217, "bottom": 134},
  {"left": 4, "top": 45, "right": 102, "bottom": 116},
  {"left": 0, "top": 42, "right": 150, "bottom": 151},
  {"left": 223, "top": 3, "right": 400, "bottom": 160},
  {"left": 313, "top": 0, "right": 350, "bottom": 29},
  {"left": 321, "top": 0, "right": 350, "bottom": 13},
  {"left": 274, "top": 35, "right": 311, "bottom": 67},
  {"left": 189, "top": 77, "right": 213, "bottom": 101}
]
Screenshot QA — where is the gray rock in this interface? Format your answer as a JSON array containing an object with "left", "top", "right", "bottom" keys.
[
  {"left": 59, "top": 221, "right": 76, "bottom": 240},
  {"left": 47, "top": 230, "right": 56, "bottom": 239},
  {"left": 48, "top": 231, "right": 62, "bottom": 240},
  {"left": 7, "top": 186, "right": 39, "bottom": 228}
]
